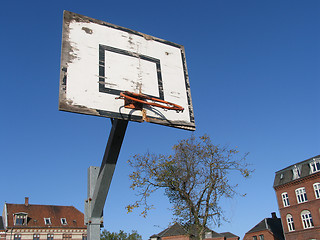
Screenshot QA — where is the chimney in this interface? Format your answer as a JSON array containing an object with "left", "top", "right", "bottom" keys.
[
  {"left": 271, "top": 212, "right": 277, "bottom": 219},
  {"left": 25, "top": 197, "right": 29, "bottom": 206}
]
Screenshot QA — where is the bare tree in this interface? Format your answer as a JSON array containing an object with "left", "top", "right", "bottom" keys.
[{"left": 127, "top": 135, "right": 252, "bottom": 240}]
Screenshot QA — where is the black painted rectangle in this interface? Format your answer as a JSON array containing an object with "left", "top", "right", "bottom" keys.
[{"left": 99, "top": 44, "right": 164, "bottom": 100}]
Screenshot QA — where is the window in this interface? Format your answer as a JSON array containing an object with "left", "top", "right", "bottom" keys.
[
  {"left": 63, "top": 234, "right": 72, "bottom": 240},
  {"left": 14, "top": 234, "right": 21, "bottom": 240},
  {"left": 296, "top": 187, "right": 308, "bottom": 203},
  {"left": 301, "top": 210, "right": 314, "bottom": 229},
  {"left": 14, "top": 213, "right": 27, "bottom": 225},
  {"left": 313, "top": 183, "right": 320, "bottom": 199},
  {"left": 205, "top": 232, "right": 212, "bottom": 239},
  {"left": 33, "top": 234, "right": 40, "bottom": 240},
  {"left": 292, "top": 165, "right": 301, "bottom": 179},
  {"left": 286, "top": 214, "right": 295, "bottom": 232},
  {"left": 281, "top": 192, "right": 290, "bottom": 207},
  {"left": 82, "top": 234, "right": 87, "bottom": 240},
  {"left": 48, "top": 234, "right": 54, "bottom": 240},
  {"left": 253, "top": 236, "right": 257, "bottom": 240},
  {"left": 44, "top": 218, "right": 51, "bottom": 225},
  {"left": 310, "top": 158, "right": 320, "bottom": 173},
  {"left": 259, "top": 235, "right": 264, "bottom": 240},
  {"left": 61, "top": 218, "right": 67, "bottom": 225}
]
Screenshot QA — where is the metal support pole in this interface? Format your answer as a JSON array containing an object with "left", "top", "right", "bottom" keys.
[
  {"left": 85, "top": 167, "right": 101, "bottom": 240},
  {"left": 85, "top": 119, "right": 128, "bottom": 240}
]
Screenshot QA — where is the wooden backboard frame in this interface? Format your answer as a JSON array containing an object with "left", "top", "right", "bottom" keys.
[{"left": 59, "top": 11, "right": 195, "bottom": 131}]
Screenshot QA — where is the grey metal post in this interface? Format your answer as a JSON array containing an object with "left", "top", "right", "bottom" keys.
[
  {"left": 85, "top": 119, "right": 128, "bottom": 240},
  {"left": 86, "top": 166, "right": 101, "bottom": 240}
]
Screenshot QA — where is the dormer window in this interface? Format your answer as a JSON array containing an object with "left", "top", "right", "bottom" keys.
[
  {"left": 61, "top": 218, "right": 67, "bottom": 225},
  {"left": 204, "top": 231, "right": 212, "bottom": 239},
  {"left": 44, "top": 218, "right": 51, "bottom": 225},
  {"left": 309, "top": 158, "right": 320, "bottom": 174},
  {"left": 14, "top": 213, "right": 28, "bottom": 226},
  {"left": 292, "top": 165, "right": 301, "bottom": 179}
]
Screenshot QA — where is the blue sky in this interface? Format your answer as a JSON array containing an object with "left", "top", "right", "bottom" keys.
[{"left": 0, "top": 0, "right": 319, "bottom": 239}]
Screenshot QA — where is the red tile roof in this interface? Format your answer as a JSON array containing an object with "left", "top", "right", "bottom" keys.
[{"left": 5, "top": 203, "right": 86, "bottom": 229}]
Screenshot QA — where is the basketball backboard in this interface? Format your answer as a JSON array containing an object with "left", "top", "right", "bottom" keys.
[{"left": 59, "top": 11, "right": 195, "bottom": 131}]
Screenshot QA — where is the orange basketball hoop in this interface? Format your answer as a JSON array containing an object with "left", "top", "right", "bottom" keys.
[{"left": 117, "top": 91, "right": 184, "bottom": 112}]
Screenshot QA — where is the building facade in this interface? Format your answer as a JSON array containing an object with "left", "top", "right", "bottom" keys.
[
  {"left": 273, "top": 155, "right": 320, "bottom": 240},
  {"left": 243, "top": 212, "right": 284, "bottom": 240},
  {"left": 150, "top": 223, "right": 239, "bottom": 240},
  {"left": 0, "top": 216, "right": 5, "bottom": 240},
  {"left": 1, "top": 197, "right": 87, "bottom": 240}
]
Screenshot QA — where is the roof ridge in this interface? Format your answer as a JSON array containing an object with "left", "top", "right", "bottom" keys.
[
  {"left": 247, "top": 217, "right": 268, "bottom": 233},
  {"left": 156, "top": 224, "right": 175, "bottom": 237},
  {"left": 275, "top": 154, "right": 320, "bottom": 173},
  {"left": 210, "top": 231, "right": 224, "bottom": 237},
  {"left": 220, "top": 231, "right": 238, "bottom": 237},
  {"left": 6, "top": 203, "right": 75, "bottom": 207}
]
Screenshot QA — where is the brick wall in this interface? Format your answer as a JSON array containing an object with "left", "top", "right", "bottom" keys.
[
  {"left": 243, "top": 229, "right": 276, "bottom": 240},
  {"left": 283, "top": 227, "right": 320, "bottom": 240},
  {"left": 207, "top": 237, "right": 224, "bottom": 240},
  {"left": 162, "top": 235, "right": 190, "bottom": 240},
  {"left": 0, "top": 232, "right": 5, "bottom": 240},
  {"left": 162, "top": 234, "right": 226, "bottom": 240},
  {"left": 274, "top": 173, "right": 320, "bottom": 240},
  {"left": 226, "top": 237, "right": 239, "bottom": 240}
]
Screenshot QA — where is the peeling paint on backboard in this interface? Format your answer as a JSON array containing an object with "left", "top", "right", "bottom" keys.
[{"left": 59, "top": 11, "right": 195, "bottom": 131}]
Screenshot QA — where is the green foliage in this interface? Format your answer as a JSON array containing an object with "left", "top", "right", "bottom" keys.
[
  {"left": 100, "top": 230, "right": 142, "bottom": 240},
  {"left": 127, "top": 134, "right": 253, "bottom": 239}
]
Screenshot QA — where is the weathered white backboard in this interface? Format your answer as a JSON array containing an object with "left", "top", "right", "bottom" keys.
[{"left": 59, "top": 11, "right": 195, "bottom": 131}]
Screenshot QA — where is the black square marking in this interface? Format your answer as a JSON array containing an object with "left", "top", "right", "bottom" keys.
[{"left": 98, "top": 44, "right": 164, "bottom": 100}]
